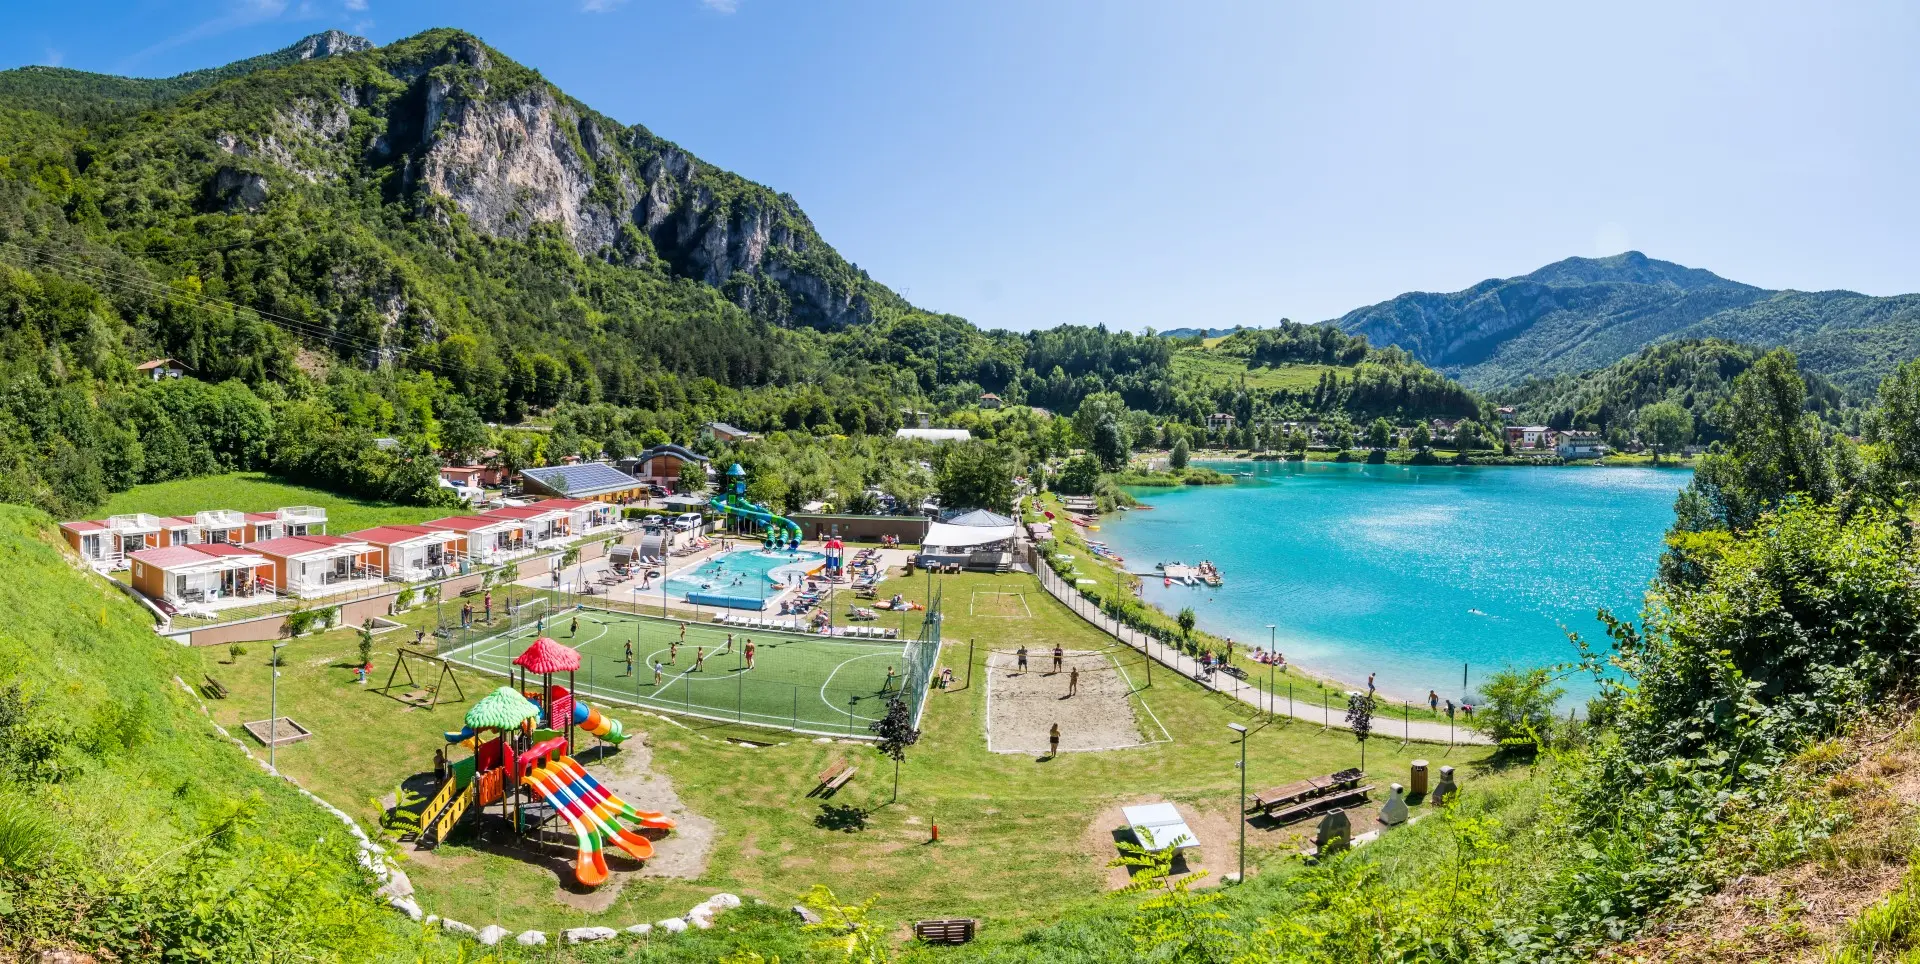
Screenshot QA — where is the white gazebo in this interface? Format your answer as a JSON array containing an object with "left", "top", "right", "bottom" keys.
[{"left": 918, "top": 509, "right": 1019, "bottom": 572}]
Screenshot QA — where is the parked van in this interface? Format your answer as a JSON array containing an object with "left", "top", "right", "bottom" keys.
[{"left": 673, "top": 512, "right": 703, "bottom": 532}]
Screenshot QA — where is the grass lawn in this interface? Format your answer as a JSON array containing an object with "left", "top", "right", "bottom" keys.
[
  {"left": 192, "top": 560, "right": 1496, "bottom": 936},
  {"left": 99, "top": 471, "right": 447, "bottom": 533},
  {"left": 444, "top": 608, "right": 914, "bottom": 736},
  {"left": 1171, "top": 349, "right": 1346, "bottom": 392}
]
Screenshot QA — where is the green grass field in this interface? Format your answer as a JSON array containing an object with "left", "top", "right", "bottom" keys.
[
  {"left": 443, "top": 607, "right": 919, "bottom": 736},
  {"left": 98, "top": 471, "right": 446, "bottom": 533},
  {"left": 1170, "top": 348, "right": 1347, "bottom": 391}
]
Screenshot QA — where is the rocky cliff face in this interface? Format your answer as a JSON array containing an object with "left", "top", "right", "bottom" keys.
[{"left": 211, "top": 31, "right": 874, "bottom": 331}]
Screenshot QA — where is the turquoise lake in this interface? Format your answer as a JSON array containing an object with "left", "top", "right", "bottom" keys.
[{"left": 1093, "top": 461, "right": 1691, "bottom": 703}]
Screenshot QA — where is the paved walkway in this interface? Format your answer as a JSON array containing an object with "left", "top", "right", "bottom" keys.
[{"left": 1033, "top": 561, "right": 1491, "bottom": 746}]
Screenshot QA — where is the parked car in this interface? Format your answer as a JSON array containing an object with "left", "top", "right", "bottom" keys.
[{"left": 672, "top": 512, "right": 703, "bottom": 531}]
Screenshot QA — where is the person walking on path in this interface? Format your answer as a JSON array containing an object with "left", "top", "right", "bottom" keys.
[
  {"left": 1016, "top": 646, "right": 1028, "bottom": 672},
  {"left": 1367, "top": 672, "right": 1377, "bottom": 697},
  {"left": 1067, "top": 666, "right": 1080, "bottom": 697},
  {"left": 1048, "top": 723, "right": 1061, "bottom": 758},
  {"left": 1429, "top": 690, "right": 1440, "bottom": 713},
  {"left": 1052, "top": 645, "right": 1064, "bottom": 674}
]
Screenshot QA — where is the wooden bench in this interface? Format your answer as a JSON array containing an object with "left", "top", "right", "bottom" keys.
[
  {"left": 811, "top": 757, "right": 857, "bottom": 796},
  {"left": 202, "top": 674, "right": 229, "bottom": 699},
  {"left": 1252, "top": 767, "right": 1366, "bottom": 815},
  {"left": 913, "top": 918, "right": 978, "bottom": 945},
  {"left": 1269, "top": 786, "right": 1374, "bottom": 826}
]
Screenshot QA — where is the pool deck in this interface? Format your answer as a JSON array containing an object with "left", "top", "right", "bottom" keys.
[{"left": 513, "top": 542, "right": 914, "bottom": 620}]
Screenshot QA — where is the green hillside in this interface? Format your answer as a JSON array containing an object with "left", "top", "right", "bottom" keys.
[{"left": 1331, "top": 250, "right": 1920, "bottom": 392}]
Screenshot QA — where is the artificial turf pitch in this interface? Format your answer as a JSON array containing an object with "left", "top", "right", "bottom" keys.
[{"left": 443, "top": 606, "right": 913, "bottom": 736}]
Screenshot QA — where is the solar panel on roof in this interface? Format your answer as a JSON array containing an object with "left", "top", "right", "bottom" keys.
[{"left": 523, "top": 462, "right": 636, "bottom": 496}]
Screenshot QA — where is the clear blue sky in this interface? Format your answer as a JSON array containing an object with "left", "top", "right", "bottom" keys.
[{"left": 7, "top": 1, "right": 1920, "bottom": 331}]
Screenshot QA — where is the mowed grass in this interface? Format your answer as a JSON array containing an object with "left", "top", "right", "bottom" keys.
[
  {"left": 192, "top": 563, "right": 1494, "bottom": 936},
  {"left": 98, "top": 471, "right": 447, "bottom": 532},
  {"left": 446, "top": 608, "right": 911, "bottom": 735},
  {"left": 1171, "top": 348, "right": 1348, "bottom": 391}
]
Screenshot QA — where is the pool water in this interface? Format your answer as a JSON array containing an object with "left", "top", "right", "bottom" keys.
[{"left": 663, "top": 548, "right": 827, "bottom": 602}]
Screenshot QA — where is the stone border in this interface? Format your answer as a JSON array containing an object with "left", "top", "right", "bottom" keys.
[{"left": 172, "top": 674, "right": 746, "bottom": 945}]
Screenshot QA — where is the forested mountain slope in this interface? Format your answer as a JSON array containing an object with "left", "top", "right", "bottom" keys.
[
  {"left": 0, "top": 28, "right": 1486, "bottom": 518},
  {"left": 1331, "top": 250, "right": 1920, "bottom": 391}
]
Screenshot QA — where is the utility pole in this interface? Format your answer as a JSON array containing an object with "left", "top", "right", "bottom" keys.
[
  {"left": 1228, "top": 722, "right": 1248, "bottom": 883},
  {"left": 269, "top": 641, "right": 289, "bottom": 774}
]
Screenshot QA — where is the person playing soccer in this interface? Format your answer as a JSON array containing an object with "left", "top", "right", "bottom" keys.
[
  {"left": 725, "top": 632, "right": 734, "bottom": 655},
  {"left": 1068, "top": 665, "right": 1079, "bottom": 697},
  {"left": 694, "top": 646, "right": 706, "bottom": 672},
  {"left": 653, "top": 661, "right": 665, "bottom": 686},
  {"left": 569, "top": 615, "right": 578, "bottom": 638},
  {"left": 679, "top": 621, "right": 688, "bottom": 643},
  {"left": 625, "top": 639, "right": 634, "bottom": 664},
  {"left": 744, "top": 640, "right": 756, "bottom": 670},
  {"left": 669, "top": 640, "right": 679, "bottom": 664},
  {"left": 883, "top": 665, "right": 899, "bottom": 693}
]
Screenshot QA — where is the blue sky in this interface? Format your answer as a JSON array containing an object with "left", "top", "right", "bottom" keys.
[{"left": 6, "top": 1, "right": 1920, "bottom": 331}]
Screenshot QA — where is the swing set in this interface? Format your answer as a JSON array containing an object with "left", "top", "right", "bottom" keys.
[{"left": 376, "top": 648, "right": 468, "bottom": 710}]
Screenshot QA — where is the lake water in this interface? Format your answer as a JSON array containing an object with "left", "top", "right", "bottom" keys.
[{"left": 1093, "top": 461, "right": 1690, "bottom": 703}]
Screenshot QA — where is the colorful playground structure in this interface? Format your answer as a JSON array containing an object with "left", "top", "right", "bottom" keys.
[
  {"left": 710, "top": 463, "right": 803, "bottom": 549},
  {"left": 413, "top": 636, "right": 671, "bottom": 888}
]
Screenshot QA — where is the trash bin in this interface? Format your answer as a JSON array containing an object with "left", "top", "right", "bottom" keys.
[{"left": 1410, "top": 759, "right": 1429, "bottom": 795}]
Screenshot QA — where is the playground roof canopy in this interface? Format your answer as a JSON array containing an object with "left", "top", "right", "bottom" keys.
[
  {"left": 466, "top": 686, "right": 540, "bottom": 731},
  {"left": 513, "top": 636, "right": 582, "bottom": 673}
]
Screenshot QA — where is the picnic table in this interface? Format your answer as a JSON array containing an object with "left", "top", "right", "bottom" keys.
[
  {"left": 1269, "top": 785, "right": 1374, "bottom": 826},
  {"left": 1250, "top": 768, "right": 1366, "bottom": 814}
]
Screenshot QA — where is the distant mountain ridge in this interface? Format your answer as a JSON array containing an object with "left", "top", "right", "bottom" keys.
[{"left": 1329, "top": 251, "right": 1920, "bottom": 392}]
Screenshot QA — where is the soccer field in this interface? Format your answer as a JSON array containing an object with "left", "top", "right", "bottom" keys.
[{"left": 442, "top": 606, "right": 920, "bottom": 737}]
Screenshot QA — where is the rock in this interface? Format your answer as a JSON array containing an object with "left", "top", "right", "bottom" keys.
[
  {"left": 687, "top": 911, "right": 714, "bottom": 930},
  {"left": 425, "top": 915, "right": 438, "bottom": 926},
  {"left": 564, "top": 926, "right": 619, "bottom": 944},
  {"left": 374, "top": 869, "right": 413, "bottom": 899},
  {"left": 515, "top": 930, "right": 547, "bottom": 946},
  {"left": 387, "top": 896, "right": 422, "bottom": 921},
  {"left": 625, "top": 923, "right": 654, "bottom": 936},
  {"left": 709, "top": 892, "right": 743, "bottom": 910},
  {"left": 210, "top": 167, "right": 270, "bottom": 213},
  {"left": 442, "top": 919, "right": 477, "bottom": 938},
  {"left": 813, "top": 737, "right": 833, "bottom": 743},
  {"left": 34, "top": 950, "right": 98, "bottom": 964},
  {"left": 657, "top": 918, "right": 688, "bottom": 933},
  {"left": 476, "top": 925, "right": 510, "bottom": 946},
  {"left": 794, "top": 904, "right": 823, "bottom": 924}
]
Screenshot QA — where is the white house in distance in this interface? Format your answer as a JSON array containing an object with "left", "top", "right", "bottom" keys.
[
  {"left": 136, "top": 357, "right": 191, "bottom": 381},
  {"left": 245, "top": 535, "right": 383, "bottom": 598},
  {"left": 127, "top": 544, "right": 273, "bottom": 613},
  {"left": 482, "top": 503, "right": 573, "bottom": 545},
  {"left": 529, "top": 498, "right": 621, "bottom": 536},
  {"left": 243, "top": 506, "right": 328, "bottom": 542},
  {"left": 704, "top": 421, "right": 761, "bottom": 444},
  {"left": 423, "top": 514, "right": 531, "bottom": 565},
  {"left": 1205, "top": 413, "right": 1237, "bottom": 430},
  {"left": 1556, "top": 431, "right": 1608, "bottom": 460},
  {"left": 1505, "top": 425, "right": 1553, "bottom": 450},
  {"left": 58, "top": 513, "right": 165, "bottom": 568},
  {"left": 895, "top": 427, "right": 972, "bottom": 443},
  {"left": 346, "top": 525, "right": 465, "bottom": 581}
]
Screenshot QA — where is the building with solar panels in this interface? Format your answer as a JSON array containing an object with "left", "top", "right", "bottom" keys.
[{"left": 517, "top": 462, "right": 650, "bottom": 503}]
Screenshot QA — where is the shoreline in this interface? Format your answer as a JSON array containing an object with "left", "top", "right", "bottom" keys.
[{"left": 1177, "top": 450, "right": 1699, "bottom": 469}]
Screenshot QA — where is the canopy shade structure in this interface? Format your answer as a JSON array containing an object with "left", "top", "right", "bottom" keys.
[
  {"left": 466, "top": 685, "right": 540, "bottom": 731},
  {"left": 922, "top": 520, "right": 1018, "bottom": 551},
  {"left": 513, "top": 636, "right": 582, "bottom": 674}
]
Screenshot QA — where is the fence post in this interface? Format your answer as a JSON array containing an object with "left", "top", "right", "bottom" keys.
[
  {"left": 793, "top": 687, "right": 798, "bottom": 732},
  {"left": 1324, "top": 691, "right": 1329, "bottom": 731}
]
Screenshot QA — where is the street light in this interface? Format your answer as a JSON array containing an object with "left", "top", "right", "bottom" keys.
[
  {"left": 1228, "top": 722, "right": 1248, "bottom": 883},
  {"left": 269, "top": 641, "right": 289, "bottom": 774}
]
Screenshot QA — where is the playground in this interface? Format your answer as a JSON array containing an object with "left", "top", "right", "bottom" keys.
[{"left": 441, "top": 606, "right": 930, "bottom": 737}]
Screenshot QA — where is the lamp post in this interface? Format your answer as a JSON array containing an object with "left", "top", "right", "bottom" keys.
[
  {"left": 269, "top": 641, "right": 289, "bottom": 774},
  {"left": 1265, "top": 624, "right": 1276, "bottom": 717},
  {"left": 1228, "top": 721, "right": 1248, "bottom": 883}
]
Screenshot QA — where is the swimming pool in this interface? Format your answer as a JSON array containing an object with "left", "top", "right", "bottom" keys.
[{"left": 662, "top": 548, "right": 827, "bottom": 607}]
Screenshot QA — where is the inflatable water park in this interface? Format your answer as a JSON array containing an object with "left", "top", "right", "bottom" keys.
[{"left": 413, "top": 636, "right": 673, "bottom": 889}]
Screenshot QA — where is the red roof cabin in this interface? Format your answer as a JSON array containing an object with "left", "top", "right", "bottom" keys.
[
  {"left": 128, "top": 544, "right": 273, "bottom": 614},
  {"left": 346, "top": 524, "right": 464, "bottom": 582},
  {"left": 246, "top": 535, "right": 382, "bottom": 597}
]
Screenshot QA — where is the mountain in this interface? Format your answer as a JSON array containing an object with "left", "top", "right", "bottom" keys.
[
  {"left": 0, "top": 30, "right": 373, "bottom": 123},
  {"left": 1330, "top": 251, "right": 1920, "bottom": 392}
]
